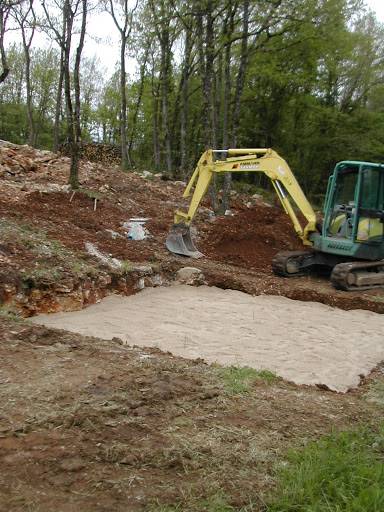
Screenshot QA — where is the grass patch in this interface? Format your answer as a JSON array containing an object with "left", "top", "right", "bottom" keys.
[
  {"left": 366, "top": 380, "right": 384, "bottom": 407},
  {"left": 0, "top": 305, "right": 23, "bottom": 322},
  {"left": 216, "top": 365, "right": 278, "bottom": 395},
  {"left": 79, "top": 187, "right": 103, "bottom": 200},
  {"left": 268, "top": 425, "right": 384, "bottom": 511},
  {"left": 119, "top": 259, "right": 133, "bottom": 273}
]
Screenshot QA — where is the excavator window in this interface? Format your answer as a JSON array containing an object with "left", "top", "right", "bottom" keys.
[
  {"left": 328, "top": 167, "right": 358, "bottom": 239},
  {"left": 356, "top": 167, "right": 384, "bottom": 242}
]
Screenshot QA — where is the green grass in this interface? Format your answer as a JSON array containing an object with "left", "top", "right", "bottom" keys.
[
  {"left": 0, "top": 305, "right": 23, "bottom": 322},
  {"left": 119, "top": 259, "right": 133, "bottom": 273},
  {"left": 267, "top": 425, "right": 384, "bottom": 511},
  {"left": 79, "top": 187, "right": 103, "bottom": 200},
  {"left": 366, "top": 380, "right": 384, "bottom": 407},
  {"left": 216, "top": 365, "right": 278, "bottom": 395}
]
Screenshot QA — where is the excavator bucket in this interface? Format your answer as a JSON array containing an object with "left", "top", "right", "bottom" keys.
[{"left": 166, "top": 223, "right": 203, "bottom": 258}]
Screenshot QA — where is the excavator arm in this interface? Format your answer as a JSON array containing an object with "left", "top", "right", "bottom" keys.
[{"left": 166, "top": 148, "right": 317, "bottom": 258}]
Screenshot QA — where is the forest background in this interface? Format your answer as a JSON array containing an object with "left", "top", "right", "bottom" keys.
[{"left": 1, "top": 0, "right": 384, "bottom": 199}]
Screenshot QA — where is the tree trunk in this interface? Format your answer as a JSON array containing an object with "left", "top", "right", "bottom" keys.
[
  {"left": 198, "top": 1, "right": 218, "bottom": 211},
  {"left": 0, "top": 7, "right": 9, "bottom": 84},
  {"left": 16, "top": 0, "right": 36, "bottom": 146},
  {"left": 200, "top": 1, "right": 215, "bottom": 148},
  {"left": 107, "top": 0, "right": 137, "bottom": 171},
  {"left": 24, "top": 46, "right": 35, "bottom": 145},
  {"left": 222, "top": 0, "right": 249, "bottom": 212},
  {"left": 120, "top": 34, "right": 130, "bottom": 170},
  {"left": 128, "top": 44, "right": 149, "bottom": 161},
  {"left": 179, "top": 27, "right": 192, "bottom": 176},
  {"left": 54, "top": 47, "right": 64, "bottom": 152},
  {"left": 63, "top": 19, "right": 76, "bottom": 188},
  {"left": 221, "top": 3, "right": 237, "bottom": 213},
  {"left": 222, "top": 1, "right": 236, "bottom": 149},
  {"left": 160, "top": 29, "right": 172, "bottom": 174},
  {"left": 231, "top": 0, "right": 249, "bottom": 146},
  {"left": 153, "top": 95, "right": 161, "bottom": 170},
  {"left": 221, "top": 30, "right": 233, "bottom": 213},
  {"left": 69, "top": 0, "right": 87, "bottom": 189}
]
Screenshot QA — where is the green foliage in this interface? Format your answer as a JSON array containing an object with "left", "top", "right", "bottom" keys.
[
  {"left": 268, "top": 425, "right": 384, "bottom": 511},
  {"left": 216, "top": 366, "right": 278, "bottom": 395},
  {"left": 0, "top": 44, "right": 63, "bottom": 149},
  {"left": 366, "top": 380, "right": 384, "bottom": 407},
  {"left": 0, "top": 102, "right": 28, "bottom": 144},
  {"left": 1, "top": 0, "right": 384, "bottom": 197},
  {"left": 0, "top": 305, "right": 23, "bottom": 322}
]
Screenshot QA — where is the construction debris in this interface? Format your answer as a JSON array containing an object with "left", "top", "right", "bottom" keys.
[{"left": 123, "top": 218, "right": 150, "bottom": 240}]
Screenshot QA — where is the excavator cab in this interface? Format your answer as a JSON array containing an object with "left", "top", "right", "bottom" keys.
[
  {"left": 316, "top": 161, "right": 384, "bottom": 261},
  {"left": 326, "top": 164, "right": 384, "bottom": 242}
]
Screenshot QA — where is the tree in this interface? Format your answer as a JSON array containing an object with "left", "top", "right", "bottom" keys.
[
  {"left": 41, "top": 0, "right": 88, "bottom": 188},
  {"left": 106, "top": 0, "right": 138, "bottom": 170},
  {"left": 12, "top": 0, "right": 36, "bottom": 145},
  {"left": 148, "top": 0, "right": 177, "bottom": 174},
  {"left": 0, "top": 0, "right": 24, "bottom": 84}
]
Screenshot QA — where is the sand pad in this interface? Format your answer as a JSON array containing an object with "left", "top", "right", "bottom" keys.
[{"left": 31, "top": 285, "right": 384, "bottom": 392}]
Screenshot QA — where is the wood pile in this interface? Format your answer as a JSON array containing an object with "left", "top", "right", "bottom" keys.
[{"left": 59, "top": 142, "right": 121, "bottom": 166}]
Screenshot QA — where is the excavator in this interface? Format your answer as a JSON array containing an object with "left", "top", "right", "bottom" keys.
[{"left": 166, "top": 148, "right": 384, "bottom": 291}]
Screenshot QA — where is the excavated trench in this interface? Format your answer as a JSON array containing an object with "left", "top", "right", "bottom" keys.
[{"left": 31, "top": 283, "right": 384, "bottom": 393}]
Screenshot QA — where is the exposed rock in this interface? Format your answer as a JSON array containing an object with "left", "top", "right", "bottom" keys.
[
  {"left": 84, "top": 242, "right": 123, "bottom": 270},
  {"left": 131, "top": 265, "right": 153, "bottom": 275},
  {"left": 151, "top": 274, "right": 163, "bottom": 287},
  {"left": 135, "top": 277, "right": 145, "bottom": 290},
  {"left": 175, "top": 267, "right": 205, "bottom": 285}
]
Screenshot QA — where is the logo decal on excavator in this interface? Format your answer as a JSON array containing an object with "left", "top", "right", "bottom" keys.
[
  {"left": 327, "top": 242, "right": 350, "bottom": 251},
  {"left": 239, "top": 163, "right": 260, "bottom": 170}
]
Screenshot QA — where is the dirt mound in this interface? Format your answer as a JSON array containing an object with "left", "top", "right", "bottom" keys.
[
  {"left": 0, "top": 190, "right": 167, "bottom": 263},
  {"left": 201, "top": 204, "right": 303, "bottom": 271}
]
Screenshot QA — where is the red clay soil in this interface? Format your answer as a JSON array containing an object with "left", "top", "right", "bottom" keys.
[
  {"left": 0, "top": 188, "right": 303, "bottom": 273},
  {"left": 200, "top": 205, "right": 303, "bottom": 271},
  {"left": 0, "top": 190, "right": 171, "bottom": 264}
]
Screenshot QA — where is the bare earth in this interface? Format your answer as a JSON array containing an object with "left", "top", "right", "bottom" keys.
[{"left": 32, "top": 285, "right": 384, "bottom": 392}]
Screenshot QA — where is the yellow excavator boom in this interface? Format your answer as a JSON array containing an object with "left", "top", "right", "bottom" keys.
[{"left": 167, "top": 148, "right": 317, "bottom": 257}]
